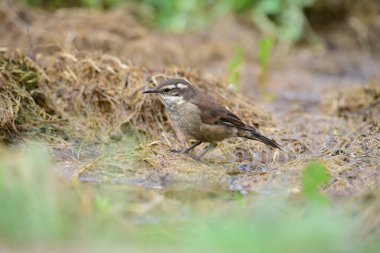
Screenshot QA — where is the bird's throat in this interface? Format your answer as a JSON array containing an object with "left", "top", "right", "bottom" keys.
[{"left": 160, "top": 95, "right": 185, "bottom": 108}]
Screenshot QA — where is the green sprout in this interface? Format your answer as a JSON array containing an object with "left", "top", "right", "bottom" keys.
[
  {"left": 257, "top": 37, "right": 275, "bottom": 100},
  {"left": 302, "top": 161, "right": 330, "bottom": 206},
  {"left": 227, "top": 45, "right": 244, "bottom": 93}
]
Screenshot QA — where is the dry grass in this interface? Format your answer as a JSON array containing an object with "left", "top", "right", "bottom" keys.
[
  {"left": 323, "top": 81, "right": 380, "bottom": 124},
  {"left": 0, "top": 51, "right": 54, "bottom": 141},
  {"left": 0, "top": 49, "right": 280, "bottom": 175},
  {"left": 0, "top": 2, "right": 379, "bottom": 200},
  {"left": 0, "top": 47, "right": 290, "bottom": 198}
]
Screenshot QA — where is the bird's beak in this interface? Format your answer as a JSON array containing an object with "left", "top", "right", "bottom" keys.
[{"left": 143, "top": 88, "right": 158, "bottom": 94}]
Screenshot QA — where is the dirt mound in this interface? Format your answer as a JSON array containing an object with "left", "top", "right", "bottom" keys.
[
  {"left": 323, "top": 81, "right": 380, "bottom": 124},
  {"left": 0, "top": 51, "right": 274, "bottom": 144},
  {"left": 0, "top": 51, "right": 55, "bottom": 141},
  {"left": 308, "top": 0, "right": 380, "bottom": 52},
  {"left": 0, "top": 1, "right": 261, "bottom": 72}
]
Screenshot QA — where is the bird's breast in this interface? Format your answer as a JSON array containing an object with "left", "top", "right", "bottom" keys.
[{"left": 161, "top": 96, "right": 203, "bottom": 139}]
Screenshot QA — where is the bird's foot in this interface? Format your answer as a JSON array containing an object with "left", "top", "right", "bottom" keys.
[
  {"left": 192, "top": 155, "right": 202, "bottom": 162},
  {"left": 189, "top": 155, "right": 209, "bottom": 164},
  {"left": 169, "top": 149, "right": 205, "bottom": 162},
  {"left": 169, "top": 149, "right": 183, "bottom": 153},
  {"left": 168, "top": 142, "right": 204, "bottom": 158},
  {"left": 169, "top": 148, "right": 193, "bottom": 154}
]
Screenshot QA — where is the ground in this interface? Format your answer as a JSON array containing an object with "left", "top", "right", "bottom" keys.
[{"left": 0, "top": 1, "right": 379, "bottom": 252}]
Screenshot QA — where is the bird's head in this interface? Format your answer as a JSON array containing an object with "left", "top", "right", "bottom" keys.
[{"left": 143, "top": 79, "right": 195, "bottom": 103}]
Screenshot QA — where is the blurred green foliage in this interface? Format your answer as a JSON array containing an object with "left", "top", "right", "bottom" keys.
[
  {"left": 258, "top": 37, "right": 273, "bottom": 77},
  {"left": 18, "top": 0, "right": 315, "bottom": 43},
  {"left": 227, "top": 45, "right": 243, "bottom": 93},
  {"left": 257, "top": 37, "right": 273, "bottom": 98},
  {"left": 302, "top": 161, "right": 330, "bottom": 205},
  {"left": 0, "top": 144, "right": 72, "bottom": 242},
  {"left": 0, "top": 144, "right": 378, "bottom": 252},
  {"left": 250, "top": 0, "right": 315, "bottom": 43},
  {"left": 0, "top": 142, "right": 136, "bottom": 245},
  {"left": 172, "top": 197, "right": 360, "bottom": 253}
]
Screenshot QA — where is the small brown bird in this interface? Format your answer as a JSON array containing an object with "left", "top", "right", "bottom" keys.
[{"left": 143, "top": 78, "right": 281, "bottom": 160}]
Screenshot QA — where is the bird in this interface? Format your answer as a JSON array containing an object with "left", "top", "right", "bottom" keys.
[{"left": 143, "top": 78, "right": 282, "bottom": 161}]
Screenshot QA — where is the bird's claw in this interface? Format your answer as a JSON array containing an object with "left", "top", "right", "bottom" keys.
[
  {"left": 168, "top": 149, "right": 204, "bottom": 162},
  {"left": 169, "top": 149, "right": 182, "bottom": 153},
  {"left": 192, "top": 155, "right": 201, "bottom": 161}
]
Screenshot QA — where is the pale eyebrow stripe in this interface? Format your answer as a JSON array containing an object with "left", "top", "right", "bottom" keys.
[
  {"left": 160, "top": 84, "right": 176, "bottom": 90},
  {"left": 177, "top": 83, "right": 188, "bottom": 89}
]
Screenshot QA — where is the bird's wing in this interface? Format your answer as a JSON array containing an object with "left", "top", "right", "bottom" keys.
[
  {"left": 191, "top": 93, "right": 282, "bottom": 150},
  {"left": 191, "top": 93, "right": 256, "bottom": 131}
]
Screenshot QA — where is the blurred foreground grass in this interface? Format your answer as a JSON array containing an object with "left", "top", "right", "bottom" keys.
[{"left": 1, "top": 143, "right": 379, "bottom": 252}]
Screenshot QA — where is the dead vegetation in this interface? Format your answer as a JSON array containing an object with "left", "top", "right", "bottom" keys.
[
  {"left": 323, "top": 81, "right": 380, "bottom": 124},
  {"left": 0, "top": 51, "right": 53, "bottom": 141},
  {"left": 308, "top": 0, "right": 380, "bottom": 52},
  {"left": 36, "top": 49, "right": 379, "bottom": 198},
  {"left": 0, "top": 1, "right": 379, "bottom": 200},
  {"left": 0, "top": 50, "right": 274, "bottom": 146}
]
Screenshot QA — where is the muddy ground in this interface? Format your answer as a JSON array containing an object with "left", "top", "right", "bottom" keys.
[{"left": 1, "top": 0, "right": 380, "bottom": 239}]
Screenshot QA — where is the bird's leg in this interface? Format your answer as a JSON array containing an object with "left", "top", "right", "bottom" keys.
[
  {"left": 183, "top": 141, "right": 203, "bottom": 153},
  {"left": 194, "top": 143, "right": 217, "bottom": 161},
  {"left": 170, "top": 141, "right": 203, "bottom": 154}
]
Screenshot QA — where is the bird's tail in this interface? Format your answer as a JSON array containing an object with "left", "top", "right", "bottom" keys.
[{"left": 238, "top": 129, "right": 282, "bottom": 150}]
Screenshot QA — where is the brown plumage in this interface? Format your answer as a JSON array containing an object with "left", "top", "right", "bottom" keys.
[{"left": 143, "top": 78, "right": 281, "bottom": 160}]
